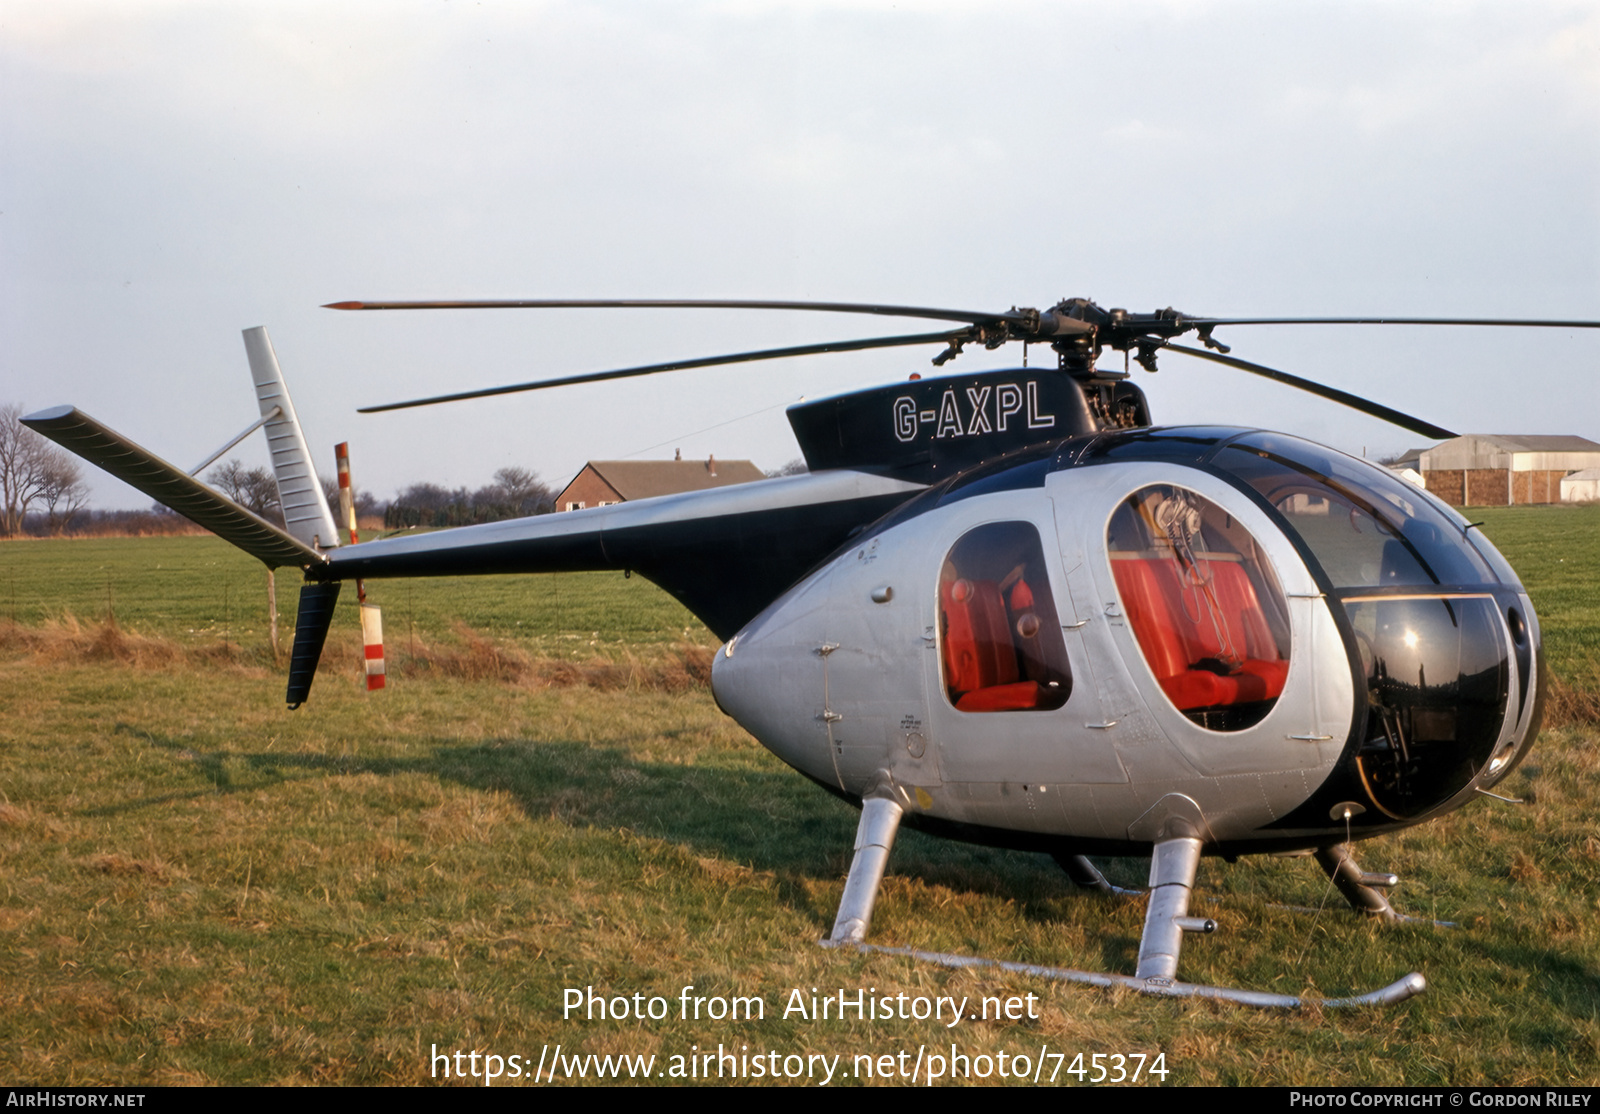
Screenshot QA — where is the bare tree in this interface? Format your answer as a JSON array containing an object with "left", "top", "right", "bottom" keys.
[
  {"left": 353, "top": 487, "right": 386, "bottom": 518},
  {"left": 320, "top": 474, "right": 386, "bottom": 523},
  {"left": 386, "top": 468, "right": 551, "bottom": 529},
  {"left": 2, "top": 403, "right": 82, "bottom": 536},
  {"left": 393, "top": 482, "right": 461, "bottom": 512},
  {"left": 39, "top": 454, "right": 89, "bottom": 535},
  {"left": 208, "top": 458, "right": 285, "bottom": 527},
  {"left": 490, "top": 466, "right": 553, "bottom": 515}
]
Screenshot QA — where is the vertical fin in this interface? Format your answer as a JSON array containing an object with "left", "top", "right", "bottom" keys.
[
  {"left": 243, "top": 327, "right": 341, "bottom": 551},
  {"left": 287, "top": 581, "right": 342, "bottom": 708}
]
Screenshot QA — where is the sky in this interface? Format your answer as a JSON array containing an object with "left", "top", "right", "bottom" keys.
[{"left": 3, "top": 1, "right": 1597, "bottom": 509}]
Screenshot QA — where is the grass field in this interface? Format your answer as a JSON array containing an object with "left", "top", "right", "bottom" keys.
[
  {"left": 1, "top": 506, "right": 1596, "bottom": 1086},
  {"left": 0, "top": 532, "right": 713, "bottom": 657}
]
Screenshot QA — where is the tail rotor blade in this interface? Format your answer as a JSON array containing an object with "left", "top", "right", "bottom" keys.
[{"left": 334, "top": 441, "right": 385, "bottom": 692}]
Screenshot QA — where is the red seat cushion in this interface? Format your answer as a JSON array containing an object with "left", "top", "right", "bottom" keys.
[{"left": 956, "top": 681, "right": 1043, "bottom": 712}]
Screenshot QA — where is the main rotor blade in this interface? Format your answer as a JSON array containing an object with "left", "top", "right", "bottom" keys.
[
  {"left": 1158, "top": 341, "right": 1457, "bottom": 440},
  {"left": 358, "top": 328, "right": 968, "bottom": 413},
  {"left": 1189, "top": 316, "right": 1600, "bottom": 329},
  {"left": 326, "top": 297, "right": 1060, "bottom": 330}
]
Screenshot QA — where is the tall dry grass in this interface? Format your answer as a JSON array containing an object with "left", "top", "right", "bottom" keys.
[
  {"left": 1542, "top": 668, "right": 1600, "bottom": 727},
  {"left": 400, "top": 622, "right": 713, "bottom": 691},
  {"left": 0, "top": 613, "right": 714, "bottom": 693},
  {"left": 3, "top": 608, "right": 1592, "bottom": 726}
]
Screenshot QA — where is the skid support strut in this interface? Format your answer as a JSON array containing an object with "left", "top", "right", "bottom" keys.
[
  {"left": 827, "top": 796, "right": 904, "bottom": 944},
  {"left": 1135, "top": 836, "right": 1216, "bottom": 983},
  {"left": 1315, "top": 843, "right": 1400, "bottom": 921},
  {"left": 1052, "top": 852, "right": 1141, "bottom": 895}
]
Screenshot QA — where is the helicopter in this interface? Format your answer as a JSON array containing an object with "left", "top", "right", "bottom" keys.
[{"left": 24, "top": 296, "right": 1598, "bottom": 1009}]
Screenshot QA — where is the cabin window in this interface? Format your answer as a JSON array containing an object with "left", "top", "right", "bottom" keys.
[
  {"left": 938, "top": 522, "right": 1072, "bottom": 712},
  {"left": 1108, "top": 485, "right": 1291, "bottom": 731}
]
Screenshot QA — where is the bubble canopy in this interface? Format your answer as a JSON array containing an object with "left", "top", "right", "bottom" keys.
[{"left": 1205, "top": 431, "right": 1534, "bottom": 822}]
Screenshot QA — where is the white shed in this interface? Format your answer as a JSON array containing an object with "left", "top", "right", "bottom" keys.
[{"left": 1560, "top": 467, "right": 1600, "bottom": 503}]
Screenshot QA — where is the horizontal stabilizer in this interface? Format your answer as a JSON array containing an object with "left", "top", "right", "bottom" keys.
[{"left": 22, "top": 405, "right": 327, "bottom": 570}]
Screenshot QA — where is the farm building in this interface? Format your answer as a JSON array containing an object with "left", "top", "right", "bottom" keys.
[
  {"left": 555, "top": 454, "right": 766, "bottom": 511},
  {"left": 1392, "top": 434, "right": 1600, "bottom": 506}
]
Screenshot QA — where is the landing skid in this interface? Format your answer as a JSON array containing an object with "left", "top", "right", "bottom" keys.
[
  {"left": 823, "top": 796, "right": 1428, "bottom": 1010},
  {"left": 820, "top": 940, "right": 1428, "bottom": 1009}
]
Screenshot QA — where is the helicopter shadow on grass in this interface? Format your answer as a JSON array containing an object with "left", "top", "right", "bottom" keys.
[
  {"left": 102, "top": 718, "right": 1141, "bottom": 947},
  {"left": 414, "top": 729, "right": 1139, "bottom": 946},
  {"left": 1464, "top": 941, "right": 1600, "bottom": 1026},
  {"left": 96, "top": 719, "right": 1487, "bottom": 988},
  {"left": 103, "top": 720, "right": 1547, "bottom": 996}
]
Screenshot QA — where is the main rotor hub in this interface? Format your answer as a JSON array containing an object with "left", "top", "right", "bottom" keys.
[{"left": 1031, "top": 297, "right": 1200, "bottom": 380}]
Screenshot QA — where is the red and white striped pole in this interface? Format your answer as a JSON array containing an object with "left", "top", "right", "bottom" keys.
[
  {"left": 358, "top": 604, "right": 385, "bottom": 691},
  {"left": 336, "top": 442, "right": 385, "bottom": 691}
]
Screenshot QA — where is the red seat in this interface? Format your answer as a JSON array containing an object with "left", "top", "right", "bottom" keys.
[
  {"left": 1112, "top": 556, "right": 1287, "bottom": 711},
  {"left": 941, "top": 577, "right": 1042, "bottom": 711}
]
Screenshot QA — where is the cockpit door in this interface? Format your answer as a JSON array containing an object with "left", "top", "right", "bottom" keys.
[{"left": 1049, "top": 463, "right": 1350, "bottom": 783}]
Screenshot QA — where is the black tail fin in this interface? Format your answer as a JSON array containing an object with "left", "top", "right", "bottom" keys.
[{"left": 287, "top": 582, "right": 341, "bottom": 708}]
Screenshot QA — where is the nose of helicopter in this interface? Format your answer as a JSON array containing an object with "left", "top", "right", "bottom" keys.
[
  {"left": 712, "top": 623, "right": 839, "bottom": 789},
  {"left": 1199, "top": 431, "right": 1545, "bottom": 832}
]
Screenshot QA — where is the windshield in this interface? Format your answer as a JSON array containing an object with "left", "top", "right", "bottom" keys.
[{"left": 1211, "top": 432, "right": 1498, "bottom": 591}]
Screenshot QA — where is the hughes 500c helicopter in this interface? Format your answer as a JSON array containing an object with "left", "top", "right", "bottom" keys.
[{"left": 25, "top": 297, "right": 1597, "bottom": 1008}]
